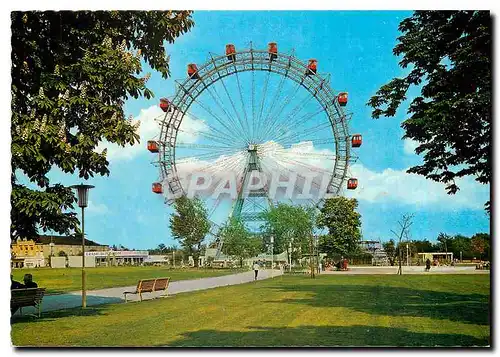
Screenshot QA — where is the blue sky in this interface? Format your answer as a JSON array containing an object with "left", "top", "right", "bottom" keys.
[{"left": 34, "top": 11, "right": 489, "bottom": 249}]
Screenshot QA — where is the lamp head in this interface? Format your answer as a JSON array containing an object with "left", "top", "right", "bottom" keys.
[{"left": 69, "top": 184, "right": 95, "bottom": 208}]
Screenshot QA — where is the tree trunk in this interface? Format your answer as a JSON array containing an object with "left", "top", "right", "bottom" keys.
[
  {"left": 398, "top": 248, "right": 402, "bottom": 275},
  {"left": 309, "top": 236, "right": 315, "bottom": 279},
  {"left": 286, "top": 246, "right": 291, "bottom": 272}
]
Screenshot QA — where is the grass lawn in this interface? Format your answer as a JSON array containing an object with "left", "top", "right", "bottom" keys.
[
  {"left": 11, "top": 266, "right": 246, "bottom": 294},
  {"left": 11, "top": 274, "right": 490, "bottom": 347}
]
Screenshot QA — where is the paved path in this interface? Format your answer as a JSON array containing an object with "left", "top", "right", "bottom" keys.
[
  {"left": 321, "top": 265, "right": 490, "bottom": 275},
  {"left": 13, "top": 269, "right": 282, "bottom": 316}
]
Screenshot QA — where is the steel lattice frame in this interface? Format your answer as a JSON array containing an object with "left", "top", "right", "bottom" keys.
[{"left": 156, "top": 48, "right": 351, "bottom": 207}]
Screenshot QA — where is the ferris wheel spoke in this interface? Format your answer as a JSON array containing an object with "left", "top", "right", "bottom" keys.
[
  {"left": 176, "top": 143, "right": 244, "bottom": 151},
  {"left": 271, "top": 105, "right": 326, "bottom": 143},
  {"left": 265, "top": 90, "right": 317, "bottom": 142},
  {"left": 275, "top": 121, "right": 333, "bottom": 146},
  {"left": 212, "top": 154, "right": 247, "bottom": 173},
  {"left": 251, "top": 65, "right": 256, "bottom": 140},
  {"left": 272, "top": 150, "right": 336, "bottom": 159},
  {"left": 234, "top": 69, "right": 251, "bottom": 138},
  {"left": 179, "top": 110, "right": 245, "bottom": 148},
  {"left": 176, "top": 148, "right": 242, "bottom": 162},
  {"left": 255, "top": 70, "right": 271, "bottom": 142},
  {"left": 274, "top": 154, "right": 333, "bottom": 175},
  {"left": 176, "top": 126, "right": 239, "bottom": 148},
  {"left": 202, "top": 81, "right": 248, "bottom": 142},
  {"left": 273, "top": 117, "right": 330, "bottom": 144},
  {"left": 178, "top": 83, "right": 244, "bottom": 144},
  {"left": 260, "top": 159, "right": 322, "bottom": 206},
  {"left": 259, "top": 81, "right": 302, "bottom": 142},
  {"left": 213, "top": 74, "right": 250, "bottom": 143},
  {"left": 192, "top": 154, "right": 244, "bottom": 174},
  {"left": 256, "top": 73, "right": 287, "bottom": 143}
]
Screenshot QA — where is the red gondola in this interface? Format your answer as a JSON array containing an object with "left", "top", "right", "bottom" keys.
[
  {"left": 347, "top": 178, "right": 358, "bottom": 190},
  {"left": 338, "top": 92, "right": 348, "bottom": 106},
  {"left": 159, "top": 98, "right": 171, "bottom": 112},
  {"left": 152, "top": 182, "right": 163, "bottom": 194},
  {"left": 306, "top": 59, "right": 317, "bottom": 75},
  {"left": 147, "top": 140, "right": 159, "bottom": 153},
  {"left": 187, "top": 64, "right": 199, "bottom": 79},
  {"left": 268, "top": 42, "right": 278, "bottom": 61},
  {"left": 351, "top": 134, "right": 362, "bottom": 148},
  {"left": 226, "top": 44, "right": 236, "bottom": 62}
]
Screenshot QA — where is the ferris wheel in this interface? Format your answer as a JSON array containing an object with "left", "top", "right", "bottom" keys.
[{"left": 147, "top": 42, "right": 361, "bottom": 255}]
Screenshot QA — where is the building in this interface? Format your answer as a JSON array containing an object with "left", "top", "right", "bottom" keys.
[
  {"left": 11, "top": 238, "right": 45, "bottom": 268},
  {"left": 11, "top": 235, "right": 108, "bottom": 268},
  {"left": 418, "top": 252, "right": 453, "bottom": 263},
  {"left": 204, "top": 248, "right": 290, "bottom": 268},
  {"left": 85, "top": 250, "right": 149, "bottom": 266},
  {"left": 144, "top": 255, "right": 170, "bottom": 266},
  {"left": 37, "top": 235, "right": 108, "bottom": 258}
]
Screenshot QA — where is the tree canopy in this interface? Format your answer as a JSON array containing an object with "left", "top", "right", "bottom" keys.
[
  {"left": 317, "top": 197, "right": 361, "bottom": 258},
  {"left": 11, "top": 11, "right": 194, "bottom": 240},
  {"left": 260, "top": 203, "right": 316, "bottom": 262},
  {"left": 169, "top": 196, "right": 210, "bottom": 267},
  {"left": 382, "top": 239, "right": 397, "bottom": 266},
  {"left": 367, "top": 11, "right": 491, "bottom": 212},
  {"left": 220, "top": 218, "right": 263, "bottom": 266},
  {"left": 471, "top": 233, "right": 490, "bottom": 260}
]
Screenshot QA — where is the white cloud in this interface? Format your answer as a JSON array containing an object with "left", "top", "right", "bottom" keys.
[
  {"left": 96, "top": 105, "right": 208, "bottom": 162},
  {"left": 154, "top": 134, "right": 489, "bottom": 211},
  {"left": 86, "top": 200, "right": 110, "bottom": 214},
  {"left": 346, "top": 163, "right": 489, "bottom": 210},
  {"left": 403, "top": 138, "right": 419, "bottom": 155}
]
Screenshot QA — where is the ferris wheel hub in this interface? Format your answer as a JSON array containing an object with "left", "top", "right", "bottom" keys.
[{"left": 247, "top": 144, "right": 258, "bottom": 152}]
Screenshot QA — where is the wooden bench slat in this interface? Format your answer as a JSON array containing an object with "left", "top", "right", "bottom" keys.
[
  {"left": 153, "top": 278, "right": 170, "bottom": 291},
  {"left": 11, "top": 288, "right": 45, "bottom": 317},
  {"left": 123, "top": 277, "right": 170, "bottom": 302}
]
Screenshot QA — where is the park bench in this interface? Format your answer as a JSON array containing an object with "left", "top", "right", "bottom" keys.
[
  {"left": 11, "top": 288, "right": 46, "bottom": 317},
  {"left": 123, "top": 277, "right": 170, "bottom": 302}
]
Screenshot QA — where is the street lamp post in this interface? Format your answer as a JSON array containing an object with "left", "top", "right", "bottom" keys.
[
  {"left": 288, "top": 241, "right": 292, "bottom": 273},
  {"left": 314, "top": 235, "right": 319, "bottom": 274},
  {"left": 49, "top": 242, "right": 54, "bottom": 267},
  {"left": 270, "top": 236, "right": 274, "bottom": 278},
  {"left": 406, "top": 244, "right": 409, "bottom": 267},
  {"left": 70, "top": 183, "right": 94, "bottom": 308}
]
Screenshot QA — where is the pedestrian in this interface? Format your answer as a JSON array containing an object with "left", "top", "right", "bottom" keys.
[
  {"left": 11, "top": 275, "right": 24, "bottom": 289},
  {"left": 23, "top": 273, "right": 38, "bottom": 288},
  {"left": 335, "top": 261, "right": 341, "bottom": 271},
  {"left": 425, "top": 258, "right": 431, "bottom": 272},
  {"left": 253, "top": 261, "right": 260, "bottom": 280}
]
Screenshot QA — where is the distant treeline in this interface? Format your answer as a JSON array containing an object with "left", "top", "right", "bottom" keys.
[{"left": 384, "top": 232, "right": 490, "bottom": 263}]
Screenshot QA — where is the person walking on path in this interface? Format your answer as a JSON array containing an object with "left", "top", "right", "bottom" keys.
[
  {"left": 253, "top": 261, "right": 260, "bottom": 281},
  {"left": 425, "top": 258, "right": 431, "bottom": 272}
]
